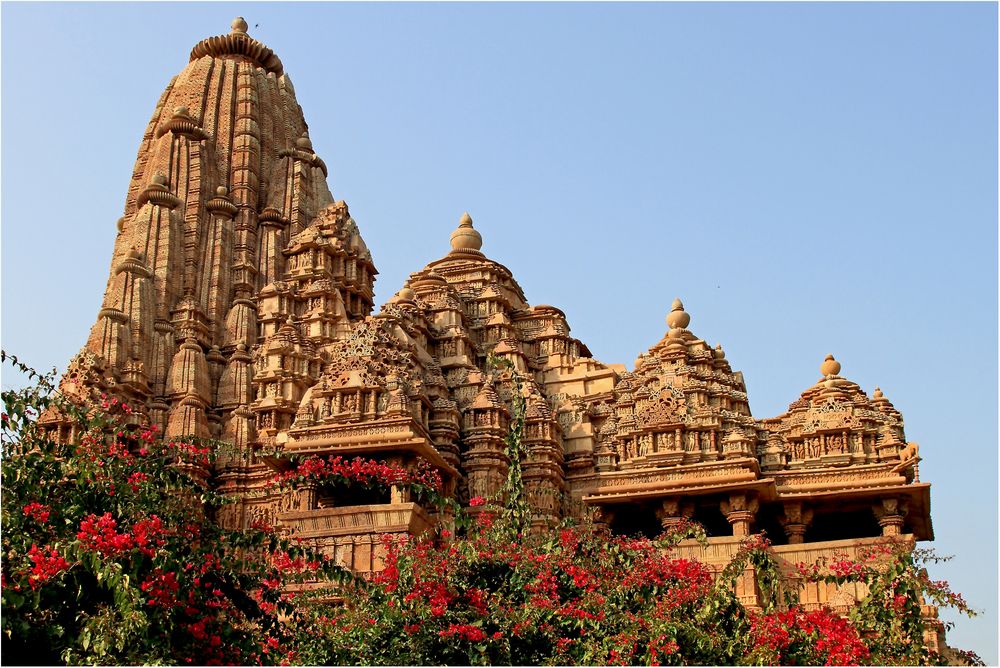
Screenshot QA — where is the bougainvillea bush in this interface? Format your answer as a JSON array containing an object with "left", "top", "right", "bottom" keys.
[
  {"left": 1, "top": 352, "right": 981, "bottom": 666},
  {"left": 285, "top": 505, "right": 980, "bottom": 666},
  {"left": 0, "top": 354, "right": 351, "bottom": 665},
  {"left": 281, "top": 361, "right": 981, "bottom": 666}
]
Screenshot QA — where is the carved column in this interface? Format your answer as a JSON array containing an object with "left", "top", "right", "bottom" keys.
[
  {"left": 873, "top": 497, "right": 908, "bottom": 537},
  {"left": 293, "top": 483, "right": 319, "bottom": 512},
  {"left": 657, "top": 497, "right": 694, "bottom": 533},
  {"left": 721, "top": 493, "right": 759, "bottom": 538},
  {"left": 592, "top": 506, "right": 616, "bottom": 533},
  {"left": 780, "top": 502, "right": 814, "bottom": 544}
]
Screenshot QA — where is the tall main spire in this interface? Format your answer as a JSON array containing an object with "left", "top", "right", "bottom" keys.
[{"left": 51, "top": 18, "right": 376, "bottom": 444}]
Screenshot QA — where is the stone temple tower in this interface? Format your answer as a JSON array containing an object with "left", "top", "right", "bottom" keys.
[
  {"left": 49, "top": 18, "right": 375, "bottom": 447},
  {"left": 46, "top": 23, "right": 948, "bottom": 647}
]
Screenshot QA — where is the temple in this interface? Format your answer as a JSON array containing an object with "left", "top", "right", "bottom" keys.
[{"left": 43, "top": 18, "right": 943, "bottom": 645}]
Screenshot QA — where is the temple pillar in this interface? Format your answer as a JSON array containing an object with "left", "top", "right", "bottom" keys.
[
  {"left": 780, "top": 502, "right": 814, "bottom": 544},
  {"left": 874, "top": 497, "right": 908, "bottom": 537},
  {"left": 592, "top": 506, "right": 615, "bottom": 533},
  {"left": 721, "top": 493, "right": 758, "bottom": 538},
  {"left": 657, "top": 497, "right": 694, "bottom": 533},
  {"left": 293, "top": 483, "right": 319, "bottom": 512}
]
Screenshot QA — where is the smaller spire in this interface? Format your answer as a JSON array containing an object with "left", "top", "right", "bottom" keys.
[
  {"left": 231, "top": 17, "right": 249, "bottom": 34},
  {"left": 820, "top": 353, "right": 841, "bottom": 377},
  {"left": 450, "top": 211, "right": 483, "bottom": 252}
]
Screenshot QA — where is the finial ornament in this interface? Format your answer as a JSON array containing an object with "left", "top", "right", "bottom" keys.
[
  {"left": 190, "top": 16, "right": 283, "bottom": 76},
  {"left": 666, "top": 298, "right": 691, "bottom": 330},
  {"left": 295, "top": 133, "right": 313, "bottom": 151},
  {"left": 449, "top": 211, "right": 483, "bottom": 252},
  {"left": 397, "top": 287, "right": 416, "bottom": 302},
  {"left": 820, "top": 354, "right": 841, "bottom": 377},
  {"left": 151, "top": 173, "right": 167, "bottom": 186},
  {"left": 873, "top": 386, "right": 884, "bottom": 399},
  {"left": 216, "top": 186, "right": 228, "bottom": 197}
]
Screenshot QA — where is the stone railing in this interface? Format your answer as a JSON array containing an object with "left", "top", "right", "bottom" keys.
[
  {"left": 670, "top": 534, "right": 916, "bottom": 611},
  {"left": 279, "top": 501, "right": 432, "bottom": 573}
]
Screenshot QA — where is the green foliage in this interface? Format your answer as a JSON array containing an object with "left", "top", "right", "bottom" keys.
[
  {"left": 0, "top": 351, "right": 983, "bottom": 666},
  {"left": 0, "top": 352, "right": 346, "bottom": 665}
]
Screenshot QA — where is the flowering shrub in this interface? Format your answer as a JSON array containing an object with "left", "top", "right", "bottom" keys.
[
  {"left": 281, "top": 359, "right": 981, "bottom": 666},
  {"left": 0, "top": 354, "right": 345, "bottom": 665},
  {"left": 267, "top": 454, "right": 444, "bottom": 506},
  {"left": 281, "top": 503, "right": 981, "bottom": 666},
  {"left": 0, "top": 352, "right": 982, "bottom": 665}
]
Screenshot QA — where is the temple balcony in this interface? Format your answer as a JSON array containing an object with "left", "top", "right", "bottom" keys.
[{"left": 278, "top": 501, "right": 433, "bottom": 574}]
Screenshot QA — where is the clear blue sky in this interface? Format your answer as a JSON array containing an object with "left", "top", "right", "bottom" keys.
[{"left": 2, "top": 2, "right": 996, "bottom": 661}]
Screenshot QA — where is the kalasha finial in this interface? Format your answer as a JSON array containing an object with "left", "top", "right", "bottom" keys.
[
  {"left": 231, "top": 17, "right": 249, "bottom": 34},
  {"left": 666, "top": 298, "right": 691, "bottom": 330},
  {"left": 295, "top": 132, "right": 313, "bottom": 151},
  {"left": 216, "top": 186, "right": 228, "bottom": 197},
  {"left": 820, "top": 354, "right": 841, "bottom": 377},
  {"left": 151, "top": 173, "right": 167, "bottom": 186},
  {"left": 173, "top": 105, "right": 190, "bottom": 117},
  {"left": 873, "top": 386, "right": 884, "bottom": 399},
  {"left": 449, "top": 211, "right": 483, "bottom": 251}
]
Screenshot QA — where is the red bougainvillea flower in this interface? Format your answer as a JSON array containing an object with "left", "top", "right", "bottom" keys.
[
  {"left": 22, "top": 502, "right": 51, "bottom": 524},
  {"left": 26, "top": 544, "right": 70, "bottom": 588},
  {"left": 77, "top": 513, "right": 134, "bottom": 556}
]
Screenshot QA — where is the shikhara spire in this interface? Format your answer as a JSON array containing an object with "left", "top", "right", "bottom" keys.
[
  {"left": 53, "top": 19, "right": 374, "bottom": 446},
  {"left": 44, "top": 21, "right": 939, "bottom": 645}
]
